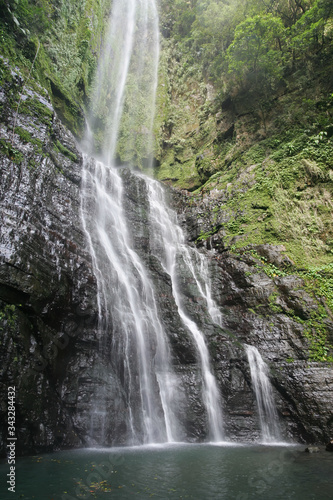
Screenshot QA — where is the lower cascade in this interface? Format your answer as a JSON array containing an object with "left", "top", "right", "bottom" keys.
[
  {"left": 146, "top": 177, "right": 224, "bottom": 442},
  {"left": 246, "top": 345, "right": 282, "bottom": 443},
  {"left": 80, "top": 159, "right": 225, "bottom": 445},
  {"left": 81, "top": 159, "right": 179, "bottom": 444}
]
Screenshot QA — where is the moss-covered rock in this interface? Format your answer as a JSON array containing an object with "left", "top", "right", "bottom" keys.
[{"left": 0, "top": 0, "right": 112, "bottom": 139}]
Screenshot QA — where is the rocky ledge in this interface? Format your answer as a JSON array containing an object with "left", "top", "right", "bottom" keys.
[{"left": 0, "top": 59, "right": 98, "bottom": 455}]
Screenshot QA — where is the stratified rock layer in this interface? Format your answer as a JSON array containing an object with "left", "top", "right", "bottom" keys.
[
  {"left": 173, "top": 189, "right": 333, "bottom": 444},
  {"left": 0, "top": 60, "right": 98, "bottom": 454}
]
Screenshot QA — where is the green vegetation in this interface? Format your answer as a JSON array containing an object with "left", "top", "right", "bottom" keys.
[
  {"left": 14, "top": 126, "right": 43, "bottom": 151},
  {"left": 19, "top": 96, "right": 54, "bottom": 125},
  {"left": 196, "top": 225, "right": 222, "bottom": 243},
  {"left": 0, "top": 0, "right": 111, "bottom": 137},
  {"left": 55, "top": 140, "right": 78, "bottom": 162},
  {"left": 0, "top": 138, "right": 24, "bottom": 163},
  {"left": 159, "top": 0, "right": 332, "bottom": 86},
  {"left": 299, "top": 264, "right": 333, "bottom": 361},
  {"left": 155, "top": 0, "right": 333, "bottom": 276},
  {"left": 0, "top": 304, "right": 17, "bottom": 330},
  {"left": 231, "top": 247, "right": 333, "bottom": 361},
  {"left": 155, "top": 1, "right": 333, "bottom": 197},
  {"left": 1, "top": 0, "right": 332, "bottom": 361},
  {"left": 191, "top": 122, "right": 333, "bottom": 267}
]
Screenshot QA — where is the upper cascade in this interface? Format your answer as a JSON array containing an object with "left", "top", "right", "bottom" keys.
[{"left": 83, "top": 0, "right": 159, "bottom": 169}]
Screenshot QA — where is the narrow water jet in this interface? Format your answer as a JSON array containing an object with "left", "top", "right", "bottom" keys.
[{"left": 246, "top": 345, "right": 282, "bottom": 443}]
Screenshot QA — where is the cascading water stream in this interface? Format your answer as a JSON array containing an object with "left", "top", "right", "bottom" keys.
[
  {"left": 82, "top": 158, "right": 181, "bottom": 444},
  {"left": 80, "top": 0, "right": 225, "bottom": 445},
  {"left": 81, "top": 0, "right": 177, "bottom": 445},
  {"left": 246, "top": 345, "right": 282, "bottom": 443},
  {"left": 84, "top": 0, "right": 160, "bottom": 167},
  {"left": 182, "top": 247, "right": 224, "bottom": 328},
  {"left": 146, "top": 178, "right": 225, "bottom": 442}
]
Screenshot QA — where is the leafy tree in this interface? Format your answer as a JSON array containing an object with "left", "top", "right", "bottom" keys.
[
  {"left": 252, "top": 0, "right": 315, "bottom": 26},
  {"left": 291, "top": 0, "right": 333, "bottom": 62},
  {"left": 190, "top": 0, "right": 245, "bottom": 79},
  {"left": 226, "top": 13, "right": 286, "bottom": 93},
  {"left": 159, "top": 0, "right": 198, "bottom": 39}
]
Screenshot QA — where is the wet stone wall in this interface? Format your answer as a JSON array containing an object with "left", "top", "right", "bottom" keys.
[{"left": 1, "top": 62, "right": 332, "bottom": 455}]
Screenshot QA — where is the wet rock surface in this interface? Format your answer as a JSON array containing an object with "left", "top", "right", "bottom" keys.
[
  {"left": 170, "top": 188, "right": 333, "bottom": 444},
  {"left": 0, "top": 64, "right": 99, "bottom": 455},
  {"left": 326, "top": 440, "right": 333, "bottom": 451},
  {"left": 1, "top": 61, "right": 332, "bottom": 455}
]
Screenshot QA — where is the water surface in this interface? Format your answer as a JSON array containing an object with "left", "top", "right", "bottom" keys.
[{"left": 2, "top": 443, "right": 333, "bottom": 499}]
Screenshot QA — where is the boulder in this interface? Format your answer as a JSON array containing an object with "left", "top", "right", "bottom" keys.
[
  {"left": 326, "top": 440, "right": 333, "bottom": 452},
  {"left": 305, "top": 446, "right": 320, "bottom": 453}
]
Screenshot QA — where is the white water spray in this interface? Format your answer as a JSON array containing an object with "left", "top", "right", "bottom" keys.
[
  {"left": 80, "top": 0, "right": 178, "bottom": 444},
  {"left": 82, "top": 158, "right": 183, "bottom": 444},
  {"left": 85, "top": 0, "right": 159, "bottom": 167}
]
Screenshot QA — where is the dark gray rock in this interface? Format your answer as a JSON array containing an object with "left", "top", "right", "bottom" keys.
[
  {"left": 252, "top": 244, "right": 294, "bottom": 268},
  {"left": 170, "top": 188, "right": 333, "bottom": 445},
  {"left": 326, "top": 440, "right": 333, "bottom": 452},
  {"left": 1, "top": 58, "right": 332, "bottom": 454},
  {"left": 305, "top": 446, "right": 320, "bottom": 453},
  {"left": 0, "top": 61, "right": 99, "bottom": 455}
]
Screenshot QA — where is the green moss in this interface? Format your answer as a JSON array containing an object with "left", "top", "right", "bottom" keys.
[
  {"left": 240, "top": 250, "right": 333, "bottom": 361},
  {"left": 14, "top": 126, "right": 32, "bottom": 143},
  {"left": 196, "top": 225, "right": 222, "bottom": 244},
  {"left": 299, "top": 264, "right": 333, "bottom": 314},
  {"left": 154, "top": 39, "right": 219, "bottom": 189},
  {"left": 0, "top": 0, "right": 110, "bottom": 139},
  {"left": 49, "top": 81, "right": 84, "bottom": 138},
  {"left": 157, "top": 155, "right": 202, "bottom": 191},
  {"left": 193, "top": 126, "right": 333, "bottom": 267},
  {"left": 28, "top": 158, "right": 37, "bottom": 169},
  {"left": 0, "top": 54, "right": 14, "bottom": 87},
  {"left": 268, "top": 292, "right": 284, "bottom": 314},
  {"left": 14, "top": 126, "right": 43, "bottom": 152},
  {"left": 0, "top": 303, "right": 17, "bottom": 324},
  {"left": 55, "top": 140, "right": 78, "bottom": 162},
  {"left": 0, "top": 303, "right": 19, "bottom": 339},
  {"left": 19, "top": 96, "right": 53, "bottom": 125},
  {"left": 302, "top": 303, "right": 333, "bottom": 362},
  {"left": 0, "top": 139, "right": 24, "bottom": 163}
]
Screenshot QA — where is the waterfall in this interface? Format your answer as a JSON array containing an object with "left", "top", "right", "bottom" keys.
[
  {"left": 146, "top": 178, "right": 224, "bottom": 442},
  {"left": 81, "top": 0, "right": 180, "bottom": 445},
  {"left": 84, "top": 0, "right": 159, "bottom": 168},
  {"left": 182, "top": 248, "right": 224, "bottom": 328},
  {"left": 79, "top": 0, "right": 227, "bottom": 445},
  {"left": 246, "top": 345, "right": 281, "bottom": 443},
  {"left": 81, "top": 158, "right": 181, "bottom": 444}
]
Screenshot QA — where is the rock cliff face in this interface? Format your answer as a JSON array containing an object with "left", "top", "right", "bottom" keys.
[
  {"left": 173, "top": 189, "right": 333, "bottom": 444},
  {"left": 0, "top": 59, "right": 98, "bottom": 454},
  {"left": 0, "top": 59, "right": 332, "bottom": 456}
]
